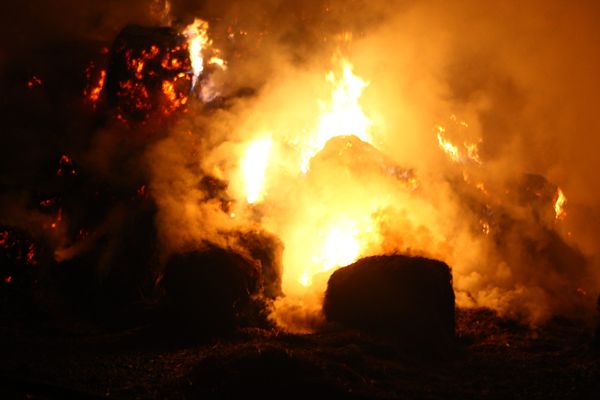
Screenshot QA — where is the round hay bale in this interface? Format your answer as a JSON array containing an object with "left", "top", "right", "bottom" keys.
[
  {"left": 161, "top": 246, "right": 260, "bottom": 332},
  {"left": 324, "top": 255, "right": 455, "bottom": 348}
]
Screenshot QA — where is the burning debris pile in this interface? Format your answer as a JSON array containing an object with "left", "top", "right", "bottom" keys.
[{"left": 1, "top": 0, "right": 599, "bottom": 343}]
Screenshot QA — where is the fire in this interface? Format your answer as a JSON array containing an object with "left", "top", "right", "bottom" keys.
[
  {"left": 233, "top": 54, "right": 380, "bottom": 297},
  {"left": 183, "top": 18, "right": 211, "bottom": 90},
  {"left": 554, "top": 187, "right": 567, "bottom": 220},
  {"left": 436, "top": 120, "right": 482, "bottom": 164},
  {"left": 300, "top": 58, "right": 373, "bottom": 172},
  {"left": 436, "top": 126, "right": 461, "bottom": 162},
  {"left": 302, "top": 220, "right": 361, "bottom": 287},
  {"left": 208, "top": 56, "right": 227, "bottom": 70},
  {"left": 161, "top": 73, "right": 189, "bottom": 113},
  {"left": 242, "top": 137, "right": 273, "bottom": 204},
  {"left": 85, "top": 69, "right": 106, "bottom": 104},
  {"left": 464, "top": 141, "right": 482, "bottom": 164},
  {"left": 283, "top": 214, "right": 379, "bottom": 292}
]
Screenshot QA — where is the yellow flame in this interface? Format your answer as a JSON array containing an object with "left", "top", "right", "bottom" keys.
[
  {"left": 299, "top": 221, "right": 362, "bottom": 288},
  {"left": 315, "top": 220, "right": 361, "bottom": 271},
  {"left": 300, "top": 58, "right": 372, "bottom": 172},
  {"left": 183, "top": 18, "right": 211, "bottom": 89},
  {"left": 436, "top": 123, "right": 482, "bottom": 164},
  {"left": 242, "top": 137, "right": 273, "bottom": 204},
  {"left": 554, "top": 187, "right": 567, "bottom": 220},
  {"left": 436, "top": 127, "right": 461, "bottom": 162},
  {"left": 208, "top": 56, "right": 227, "bottom": 70},
  {"left": 464, "top": 141, "right": 482, "bottom": 164}
]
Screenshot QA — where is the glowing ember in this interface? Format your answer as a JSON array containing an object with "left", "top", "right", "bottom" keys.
[
  {"left": 301, "top": 58, "right": 373, "bottom": 173},
  {"left": 242, "top": 137, "right": 273, "bottom": 204},
  {"left": 27, "top": 75, "right": 43, "bottom": 88},
  {"left": 85, "top": 69, "right": 106, "bottom": 104},
  {"left": 57, "top": 155, "right": 77, "bottom": 176},
  {"left": 0, "top": 227, "right": 38, "bottom": 267},
  {"left": 554, "top": 187, "right": 567, "bottom": 220}
]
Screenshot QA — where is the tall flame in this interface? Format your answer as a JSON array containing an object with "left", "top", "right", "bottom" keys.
[
  {"left": 555, "top": 187, "right": 567, "bottom": 220},
  {"left": 183, "top": 18, "right": 211, "bottom": 91},
  {"left": 300, "top": 58, "right": 373, "bottom": 172},
  {"left": 242, "top": 137, "right": 273, "bottom": 204},
  {"left": 236, "top": 55, "right": 378, "bottom": 295}
]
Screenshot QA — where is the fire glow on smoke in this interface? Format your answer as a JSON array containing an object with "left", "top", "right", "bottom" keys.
[
  {"left": 148, "top": 14, "right": 582, "bottom": 331},
  {"left": 32, "top": 1, "right": 594, "bottom": 334}
]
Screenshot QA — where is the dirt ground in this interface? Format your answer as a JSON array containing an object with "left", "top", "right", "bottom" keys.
[{"left": 1, "top": 308, "right": 598, "bottom": 399}]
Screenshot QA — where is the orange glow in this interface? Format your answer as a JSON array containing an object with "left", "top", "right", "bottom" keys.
[
  {"left": 229, "top": 55, "right": 381, "bottom": 300},
  {"left": 86, "top": 69, "right": 106, "bottom": 104}
]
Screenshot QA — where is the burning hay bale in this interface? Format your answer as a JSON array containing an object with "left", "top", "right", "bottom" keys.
[
  {"left": 161, "top": 246, "right": 261, "bottom": 332},
  {"left": 323, "top": 255, "right": 455, "bottom": 348},
  {"left": 104, "top": 25, "right": 192, "bottom": 121}
]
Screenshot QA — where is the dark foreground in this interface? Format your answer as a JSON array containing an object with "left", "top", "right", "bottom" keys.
[{"left": 1, "top": 308, "right": 598, "bottom": 399}]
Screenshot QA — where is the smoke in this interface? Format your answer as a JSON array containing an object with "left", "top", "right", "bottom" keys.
[
  {"left": 145, "top": 0, "right": 600, "bottom": 328},
  {"left": 2, "top": 0, "right": 600, "bottom": 328}
]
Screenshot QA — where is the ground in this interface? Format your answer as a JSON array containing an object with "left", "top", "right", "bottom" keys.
[{"left": 0, "top": 308, "right": 598, "bottom": 399}]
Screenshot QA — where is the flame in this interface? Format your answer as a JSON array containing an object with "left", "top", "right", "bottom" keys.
[
  {"left": 464, "top": 141, "right": 482, "bottom": 164},
  {"left": 436, "top": 121, "right": 482, "bottom": 164},
  {"left": 282, "top": 212, "right": 379, "bottom": 295},
  {"left": 183, "top": 18, "right": 211, "bottom": 90},
  {"left": 242, "top": 137, "right": 273, "bottom": 204},
  {"left": 554, "top": 187, "right": 567, "bottom": 220},
  {"left": 300, "top": 58, "right": 373, "bottom": 172},
  {"left": 436, "top": 126, "right": 461, "bottom": 162},
  {"left": 233, "top": 55, "right": 379, "bottom": 297},
  {"left": 299, "top": 219, "right": 362, "bottom": 287},
  {"left": 208, "top": 56, "right": 227, "bottom": 70}
]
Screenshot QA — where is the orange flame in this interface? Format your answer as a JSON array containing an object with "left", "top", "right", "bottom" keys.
[
  {"left": 301, "top": 58, "right": 373, "bottom": 172},
  {"left": 554, "top": 187, "right": 567, "bottom": 220}
]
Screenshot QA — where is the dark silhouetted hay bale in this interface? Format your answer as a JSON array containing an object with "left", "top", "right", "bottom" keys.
[
  {"left": 324, "top": 255, "right": 455, "bottom": 347},
  {"left": 234, "top": 229, "right": 284, "bottom": 299},
  {"left": 161, "top": 246, "right": 260, "bottom": 332}
]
